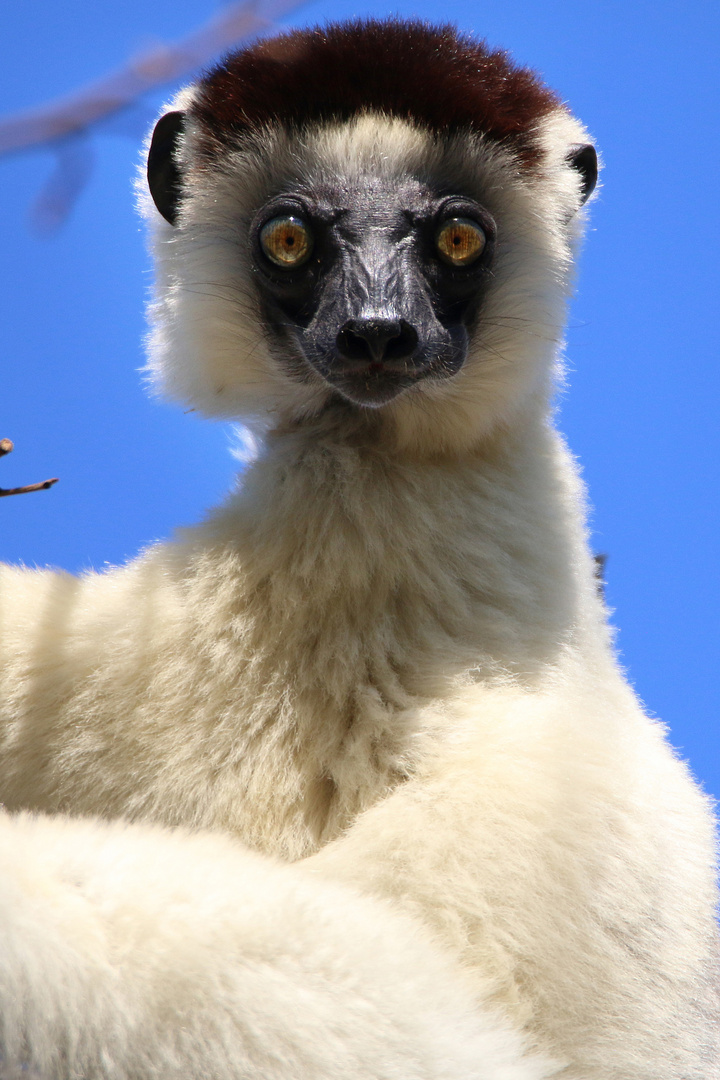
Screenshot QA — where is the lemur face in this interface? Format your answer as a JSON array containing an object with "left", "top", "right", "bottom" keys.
[
  {"left": 249, "top": 174, "right": 496, "bottom": 408},
  {"left": 143, "top": 21, "right": 597, "bottom": 450}
]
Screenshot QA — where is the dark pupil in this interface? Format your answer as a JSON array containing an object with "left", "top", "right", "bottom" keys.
[
  {"left": 453, "top": 235, "right": 461, "bottom": 246},
  {"left": 286, "top": 234, "right": 295, "bottom": 246}
]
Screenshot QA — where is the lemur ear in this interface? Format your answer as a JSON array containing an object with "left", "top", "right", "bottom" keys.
[
  {"left": 567, "top": 143, "right": 598, "bottom": 205},
  {"left": 147, "top": 111, "right": 186, "bottom": 225}
]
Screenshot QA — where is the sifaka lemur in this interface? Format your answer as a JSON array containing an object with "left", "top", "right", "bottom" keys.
[{"left": 0, "top": 21, "right": 717, "bottom": 1080}]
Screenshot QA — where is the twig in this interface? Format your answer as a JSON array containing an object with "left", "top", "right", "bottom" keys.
[
  {"left": 0, "top": 0, "right": 306, "bottom": 156},
  {"left": 0, "top": 0, "right": 307, "bottom": 232},
  {"left": 0, "top": 439, "right": 59, "bottom": 497}
]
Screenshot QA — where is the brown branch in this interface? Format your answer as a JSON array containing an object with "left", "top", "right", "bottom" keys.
[
  {"left": 593, "top": 552, "right": 608, "bottom": 600},
  {"left": 0, "top": 439, "right": 59, "bottom": 497},
  {"left": 0, "top": 0, "right": 306, "bottom": 156}
]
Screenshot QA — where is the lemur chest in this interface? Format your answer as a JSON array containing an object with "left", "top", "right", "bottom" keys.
[
  {"left": 136, "top": 552, "right": 458, "bottom": 859},
  {"left": 175, "top": 651, "right": 436, "bottom": 860}
]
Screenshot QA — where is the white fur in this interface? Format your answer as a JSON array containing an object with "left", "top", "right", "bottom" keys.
[
  {"left": 0, "top": 88, "right": 717, "bottom": 1079},
  {"left": 0, "top": 812, "right": 551, "bottom": 1080},
  {"left": 141, "top": 110, "right": 589, "bottom": 452}
]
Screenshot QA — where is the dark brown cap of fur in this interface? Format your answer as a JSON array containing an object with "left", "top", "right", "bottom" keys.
[{"left": 190, "top": 20, "right": 560, "bottom": 167}]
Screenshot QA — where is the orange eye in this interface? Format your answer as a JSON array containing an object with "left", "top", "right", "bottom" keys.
[
  {"left": 435, "top": 218, "right": 487, "bottom": 267},
  {"left": 260, "top": 216, "right": 313, "bottom": 268}
]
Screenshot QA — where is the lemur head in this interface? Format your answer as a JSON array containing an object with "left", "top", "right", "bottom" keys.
[{"left": 143, "top": 20, "right": 597, "bottom": 453}]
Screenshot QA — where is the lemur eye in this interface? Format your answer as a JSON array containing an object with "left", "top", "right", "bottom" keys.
[
  {"left": 435, "top": 218, "right": 487, "bottom": 267},
  {"left": 260, "top": 216, "right": 313, "bottom": 268}
]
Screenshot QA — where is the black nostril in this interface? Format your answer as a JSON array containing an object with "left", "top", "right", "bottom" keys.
[{"left": 336, "top": 319, "right": 419, "bottom": 364}]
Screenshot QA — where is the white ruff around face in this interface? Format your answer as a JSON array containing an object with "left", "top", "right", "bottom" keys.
[{"left": 143, "top": 108, "right": 591, "bottom": 454}]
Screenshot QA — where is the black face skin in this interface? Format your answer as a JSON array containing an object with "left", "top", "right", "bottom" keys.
[{"left": 250, "top": 176, "right": 496, "bottom": 408}]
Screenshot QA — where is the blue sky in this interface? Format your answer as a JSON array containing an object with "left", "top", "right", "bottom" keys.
[{"left": 1, "top": 0, "right": 718, "bottom": 796}]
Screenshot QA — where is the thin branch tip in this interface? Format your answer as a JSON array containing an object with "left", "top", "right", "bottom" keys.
[
  {"left": 0, "top": 439, "right": 59, "bottom": 496},
  {"left": 0, "top": 478, "right": 60, "bottom": 498}
]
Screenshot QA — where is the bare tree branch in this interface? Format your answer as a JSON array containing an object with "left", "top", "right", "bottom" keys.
[
  {"left": 0, "top": 440, "right": 59, "bottom": 497},
  {"left": 29, "top": 134, "right": 96, "bottom": 235},
  {"left": 0, "top": 0, "right": 304, "bottom": 156},
  {"left": 0, "top": 0, "right": 306, "bottom": 231}
]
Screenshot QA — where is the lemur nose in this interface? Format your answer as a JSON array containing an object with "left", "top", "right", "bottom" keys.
[{"left": 336, "top": 319, "right": 419, "bottom": 365}]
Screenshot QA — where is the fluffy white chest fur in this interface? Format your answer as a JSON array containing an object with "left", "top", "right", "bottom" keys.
[
  {"left": 0, "top": 19, "right": 717, "bottom": 1080},
  {"left": 1, "top": 417, "right": 588, "bottom": 859}
]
